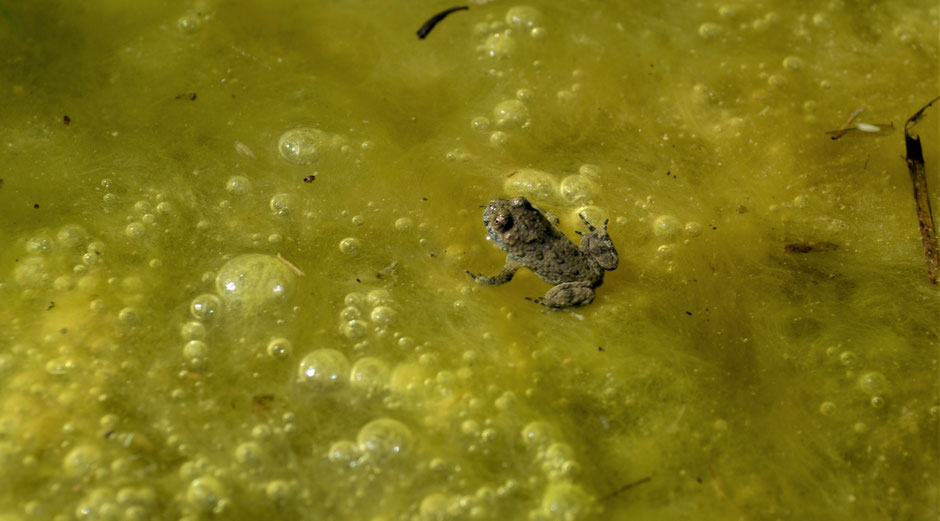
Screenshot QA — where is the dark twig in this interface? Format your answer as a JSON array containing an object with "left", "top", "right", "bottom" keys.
[
  {"left": 599, "top": 476, "right": 652, "bottom": 502},
  {"left": 904, "top": 96, "right": 940, "bottom": 284},
  {"left": 416, "top": 6, "right": 468, "bottom": 39}
]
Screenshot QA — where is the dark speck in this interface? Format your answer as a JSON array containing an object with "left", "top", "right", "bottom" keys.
[
  {"left": 685, "top": 311, "right": 692, "bottom": 316},
  {"left": 63, "top": 115, "right": 71, "bottom": 125},
  {"left": 33, "top": 203, "right": 40, "bottom": 209},
  {"left": 46, "top": 301, "right": 55, "bottom": 310}
]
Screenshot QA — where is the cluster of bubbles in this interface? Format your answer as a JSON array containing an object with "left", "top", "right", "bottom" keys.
[
  {"left": 337, "top": 289, "right": 399, "bottom": 348},
  {"left": 474, "top": 6, "right": 546, "bottom": 60},
  {"left": 470, "top": 88, "right": 534, "bottom": 147},
  {"left": 181, "top": 254, "right": 296, "bottom": 368}
]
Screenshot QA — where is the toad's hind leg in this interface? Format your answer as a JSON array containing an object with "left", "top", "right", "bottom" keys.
[{"left": 525, "top": 281, "right": 595, "bottom": 309}]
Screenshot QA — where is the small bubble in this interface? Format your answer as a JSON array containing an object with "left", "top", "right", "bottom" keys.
[
  {"left": 125, "top": 222, "right": 146, "bottom": 238},
  {"left": 767, "top": 74, "right": 787, "bottom": 88},
  {"left": 394, "top": 217, "right": 413, "bottom": 231},
  {"left": 341, "top": 320, "right": 367, "bottom": 340},
  {"left": 278, "top": 128, "right": 327, "bottom": 165},
  {"left": 183, "top": 340, "right": 209, "bottom": 367},
  {"left": 181, "top": 321, "right": 206, "bottom": 340},
  {"left": 265, "top": 480, "right": 292, "bottom": 503},
  {"left": 870, "top": 396, "right": 885, "bottom": 408},
  {"left": 480, "top": 32, "right": 516, "bottom": 59},
  {"left": 269, "top": 193, "right": 294, "bottom": 216},
  {"left": 489, "top": 131, "right": 507, "bottom": 146},
  {"left": 782, "top": 56, "right": 804, "bottom": 71},
  {"left": 471, "top": 116, "right": 490, "bottom": 132},
  {"left": 516, "top": 88, "right": 534, "bottom": 102},
  {"left": 266, "top": 337, "right": 292, "bottom": 359},
  {"left": 505, "top": 6, "right": 542, "bottom": 28},
  {"left": 684, "top": 222, "right": 703, "bottom": 237},
  {"left": 652, "top": 215, "right": 681, "bottom": 238},
  {"left": 493, "top": 99, "right": 529, "bottom": 128},
  {"left": 370, "top": 305, "right": 396, "bottom": 325},
  {"left": 559, "top": 175, "right": 595, "bottom": 204},
  {"left": 225, "top": 176, "right": 250, "bottom": 194},
  {"left": 819, "top": 401, "right": 836, "bottom": 415},
  {"left": 540, "top": 482, "right": 591, "bottom": 521},
  {"left": 328, "top": 440, "right": 359, "bottom": 467},
  {"left": 63, "top": 445, "right": 102, "bottom": 477},
  {"left": 177, "top": 13, "right": 201, "bottom": 33},
  {"left": 504, "top": 168, "right": 557, "bottom": 200},
  {"left": 839, "top": 351, "right": 856, "bottom": 365},
  {"left": 521, "top": 421, "right": 553, "bottom": 448},
  {"left": 118, "top": 307, "right": 139, "bottom": 325},
  {"left": 190, "top": 294, "right": 221, "bottom": 321},
  {"left": 350, "top": 357, "right": 390, "bottom": 396},
  {"left": 339, "top": 237, "right": 361, "bottom": 256},
  {"left": 530, "top": 26, "right": 546, "bottom": 38},
  {"left": 857, "top": 372, "right": 886, "bottom": 395},
  {"left": 234, "top": 442, "right": 264, "bottom": 466},
  {"left": 699, "top": 22, "right": 723, "bottom": 39},
  {"left": 357, "top": 418, "right": 413, "bottom": 462},
  {"left": 297, "top": 349, "right": 350, "bottom": 393},
  {"left": 186, "top": 476, "right": 225, "bottom": 513}
]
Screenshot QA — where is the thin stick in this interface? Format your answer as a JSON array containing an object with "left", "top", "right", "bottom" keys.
[
  {"left": 904, "top": 96, "right": 940, "bottom": 284},
  {"left": 599, "top": 476, "right": 652, "bottom": 502}
]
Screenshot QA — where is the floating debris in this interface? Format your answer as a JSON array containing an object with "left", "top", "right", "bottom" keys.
[
  {"left": 903, "top": 96, "right": 940, "bottom": 284},
  {"left": 416, "top": 6, "right": 468, "bottom": 39}
]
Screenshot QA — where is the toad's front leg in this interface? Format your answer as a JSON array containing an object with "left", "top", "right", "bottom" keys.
[
  {"left": 525, "top": 281, "right": 595, "bottom": 309},
  {"left": 466, "top": 257, "right": 520, "bottom": 286}
]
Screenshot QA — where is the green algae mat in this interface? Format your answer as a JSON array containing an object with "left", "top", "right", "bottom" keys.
[{"left": 1, "top": 1, "right": 938, "bottom": 520}]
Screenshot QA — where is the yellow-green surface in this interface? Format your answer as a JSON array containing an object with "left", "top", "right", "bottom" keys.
[{"left": 1, "top": 1, "right": 938, "bottom": 520}]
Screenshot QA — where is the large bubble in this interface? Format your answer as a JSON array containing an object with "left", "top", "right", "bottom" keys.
[{"left": 215, "top": 254, "right": 294, "bottom": 313}]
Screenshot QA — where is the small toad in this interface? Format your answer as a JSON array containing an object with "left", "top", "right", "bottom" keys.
[{"left": 467, "top": 197, "right": 618, "bottom": 309}]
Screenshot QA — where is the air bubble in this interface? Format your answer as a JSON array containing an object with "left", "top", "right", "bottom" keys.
[
  {"left": 350, "top": 357, "right": 390, "bottom": 396},
  {"left": 278, "top": 128, "right": 327, "bottom": 165},
  {"left": 234, "top": 442, "right": 264, "bottom": 466},
  {"left": 493, "top": 99, "right": 529, "bottom": 128},
  {"left": 328, "top": 440, "right": 359, "bottom": 467},
  {"left": 782, "top": 56, "right": 804, "bottom": 71},
  {"left": 480, "top": 32, "right": 516, "bottom": 59},
  {"left": 559, "top": 175, "right": 595, "bottom": 204},
  {"left": 186, "top": 476, "right": 225, "bottom": 513},
  {"left": 819, "top": 401, "right": 836, "bottom": 415},
  {"left": 652, "top": 215, "right": 681, "bottom": 238},
  {"left": 215, "top": 254, "right": 294, "bottom": 311},
  {"left": 504, "top": 168, "right": 557, "bottom": 200},
  {"left": 181, "top": 321, "right": 206, "bottom": 340},
  {"left": 857, "top": 372, "right": 886, "bottom": 395},
  {"left": 269, "top": 193, "right": 294, "bottom": 215},
  {"left": 357, "top": 418, "right": 413, "bottom": 462},
  {"left": 471, "top": 116, "right": 490, "bottom": 132},
  {"left": 190, "top": 294, "right": 221, "bottom": 321},
  {"left": 395, "top": 217, "right": 413, "bottom": 231},
  {"left": 540, "top": 481, "right": 591, "bottom": 521},
  {"left": 505, "top": 6, "right": 542, "bottom": 28},
  {"left": 266, "top": 337, "right": 292, "bottom": 359},
  {"left": 339, "top": 237, "right": 361, "bottom": 256},
  {"left": 699, "top": 22, "right": 723, "bottom": 39},
  {"left": 63, "top": 445, "right": 102, "bottom": 477},
  {"left": 225, "top": 176, "right": 251, "bottom": 194},
  {"left": 370, "top": 305, "right": 396, "bottom": 325},
  {"left": 297, "top": 349, "right": 350, "bottom": 393},
  {"left": 118, "top": 307, "right": 140, "bottom": 325},
  {"left": 521, "top": 421, "right": 554, "bottom": 448},
  {"left": 183, "top": 340, "right": 209, "bottom": 367}
]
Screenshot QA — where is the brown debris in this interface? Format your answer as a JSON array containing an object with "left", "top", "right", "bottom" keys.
[{"left": 903, "top": 96, "right": 940, "bottom": 284}]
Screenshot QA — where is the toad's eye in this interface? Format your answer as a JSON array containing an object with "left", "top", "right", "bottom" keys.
[{"left": 493, "top": 211, "right": 513, "bottom": 231}]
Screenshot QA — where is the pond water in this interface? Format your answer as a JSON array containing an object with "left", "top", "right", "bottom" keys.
[{"left": 1, "top": 1, "right": 938, "bottom": 520}]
